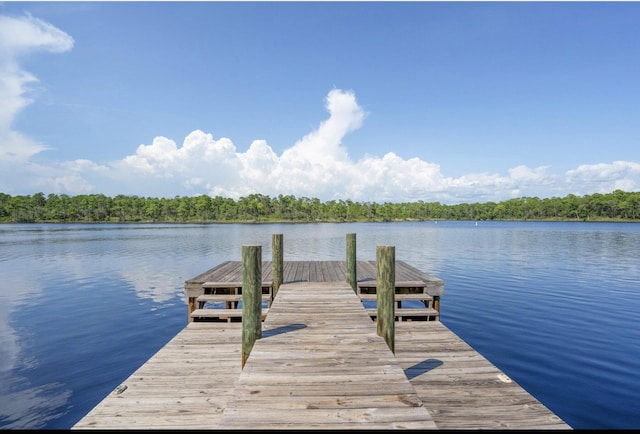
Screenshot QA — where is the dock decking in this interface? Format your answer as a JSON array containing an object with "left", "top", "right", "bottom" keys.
[
  {"left": 184, "top": 260, "right": 445, "bottom": 295},
  {"left": 185, "top": 260, "right": 444, "bottom": 323},
  {"left": 73, "top": 260, "right": 570, "bottom": 430},
  {"left": 219, "top": 281, "right": 437, "bottom": 429}
]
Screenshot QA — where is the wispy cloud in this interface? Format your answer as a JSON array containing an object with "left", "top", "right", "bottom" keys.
[{"left": 0, "top": 13, "right": 73, "bottom": 163}]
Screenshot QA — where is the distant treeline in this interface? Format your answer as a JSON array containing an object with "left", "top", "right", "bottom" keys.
[{"left": 1, "top": 190, "right": 640, "bottom": 223}]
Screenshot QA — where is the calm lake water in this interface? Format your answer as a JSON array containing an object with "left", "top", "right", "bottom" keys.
[{"left": 1, "top": 221, "right": 639, "bottom": 429}]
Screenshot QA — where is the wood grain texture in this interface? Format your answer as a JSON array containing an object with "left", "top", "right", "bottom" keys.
[
  {"left": 74, "top": 261, "right": 570, "bottom": 430},
  {"left": 218, "top": 281, "right": 437, "bottom": 429}
]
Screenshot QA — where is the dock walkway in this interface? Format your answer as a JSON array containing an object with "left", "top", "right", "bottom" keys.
[
  {"left": 73, "top": 260, "right": 570, "bottom": 430},
  {"left": 219, "top": 281, "right": 437, "bottom": 429}
]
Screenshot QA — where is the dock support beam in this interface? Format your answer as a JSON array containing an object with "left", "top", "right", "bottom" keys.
[
  {"left": 242, "top": 244, "right": 262, "bottom": 369},
  {"left": 376, "top": 245, "right": 395, "bottom": 354},
  {"left": 272, "top": 233, "right": 283, "bottom": 298},
  {"left": 346, "top": 233, "right": 357, "bottom": 293}
]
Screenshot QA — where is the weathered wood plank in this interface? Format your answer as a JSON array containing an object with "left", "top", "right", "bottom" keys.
[
  {"left": 356, "top": 260, "right": 377, "bottom": 282},
  {"left": 394, "top": 321, "right": 570, "bottom": 429},
  {"left": 367, "top": 307, "right": 440, "bottom": 321},
  {"left": 333, "top": 260, "right": 345, "bottom": 282},
  {"left": 197, "top": 294, "right": 271, "bottom": 304},
  {"left": 358, "top": 280, "right": 427, "bottom": 289},
  {"left": 74, "top": 304, "right": 569, "bottom": 430},
  {"left": 75, "top": 261, "right": 569, "bottom": 430},
  {"left": 218, "top": 281, "right": 437, "bottom": 429},
  {"left": 282, "top": 260, "right": 295, "bottom": 283},
  {"left": 187, "top": 260, "right": 444, "bottom": 297},
  {"left": 190, "top": 308, "right": 269, "bottom": 320},
  {"left": 359, "top": 293, "right": 433, "bottom": 302},
  {"left": 72, "top": 322, "right": 243, "bottom": 430},
  {"left": 202, "top": 280, "right": 273, "bottom": 289}
]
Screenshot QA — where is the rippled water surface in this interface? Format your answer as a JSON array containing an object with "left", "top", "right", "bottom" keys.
[{"left": 1, "top": 221, "right": 639, "bottom": 429}]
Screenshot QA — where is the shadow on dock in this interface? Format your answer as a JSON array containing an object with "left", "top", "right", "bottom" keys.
[
  {"left": 405, "top": 359, "right": 444, "bottom": 380},
  {"left": 262, "top": 323, "right": 307, "bottom": 338}
]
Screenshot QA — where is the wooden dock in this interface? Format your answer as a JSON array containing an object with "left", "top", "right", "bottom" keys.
[
  {"left": 185, "top": 260, "right": 444, "bottom": 323},
  {"left": 219, "top": 281, "right": 437, "bottom": 429},
  {"left": 73, "top": 258, "right": 570, "bottom": 430}
]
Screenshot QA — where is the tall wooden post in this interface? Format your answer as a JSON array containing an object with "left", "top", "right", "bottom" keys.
[
  {"left": 272, "top": 233, "right": 283, "bottom": 298},
  {"left": 346, "top": 233, "right": 357, "bottom": 293},
  {"left": 242, "top": 244, "right": 262, "bottom": 369},
  {"left": 187, "top": 297, "right": 196, "bottom": 323},
  {"left": 376, "top": 245, "right": 395, "bottom": 354}
]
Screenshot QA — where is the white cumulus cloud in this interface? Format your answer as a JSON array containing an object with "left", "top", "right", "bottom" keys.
[
  {"left": 565, "top": 161, "right": 640, "bottom": 195},
  {"left": 56, "top": 88, "right": 638, "bottom": 204},
  {"left": 113, "top": 89, "right": 368, "bottom": 200},
  {"left": 0, "top": 12, "right": 637, "bottom": 204}
]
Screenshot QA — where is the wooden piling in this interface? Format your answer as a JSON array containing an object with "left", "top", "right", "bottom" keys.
[
  {"left": 242, "top": 245, "right": 262, "bottom": 368},
  {"left": 376, "top": 245, "right": 395, "bottom": 354},
  {"left": 272, "top": 234, "right": 283, "bottom": 298},
  {"left": 77, "top": 258, "right": 575, "bottom": 431},
  {"left": 346, "top": 233, "right": 357, "bottom": 292},
  {"left": 187, "top": 297, "right": 196, "bottom": 323}
]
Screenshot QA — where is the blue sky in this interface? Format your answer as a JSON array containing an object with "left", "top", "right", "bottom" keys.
[{"left": 1, "top": 1, "right": 639, "bottom": 204}]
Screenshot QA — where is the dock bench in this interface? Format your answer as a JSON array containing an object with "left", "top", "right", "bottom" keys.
[
  {"left": 357, "top": 280, "right": 439, "bottom": 321},
  {"left": 190, "top": 307, "right": 270, "bottom": 322},
  {"left": 202, "top": 280, "right": 273, "bottom": 295},
  {"left": 190, "top": 280, "right": 274, "bottom": 321}
]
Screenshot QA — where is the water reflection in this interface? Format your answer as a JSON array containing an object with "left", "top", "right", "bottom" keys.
[
  {"left": 0, "top": 222, "right": 639, "bottom": 429},
  {"left": 0, "top": 375, "right": 71, "bottom": 429}
]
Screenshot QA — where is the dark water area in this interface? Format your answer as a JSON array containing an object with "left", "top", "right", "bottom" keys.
[{"left": 1, "top": 221, "right": 639, "bottom": 429}]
